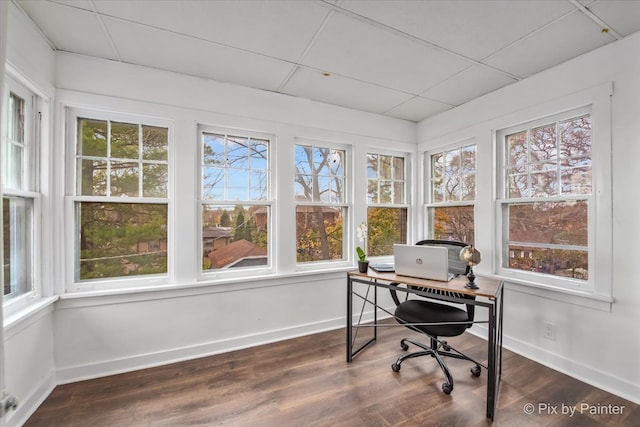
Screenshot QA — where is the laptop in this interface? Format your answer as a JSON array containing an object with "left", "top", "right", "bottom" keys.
[{"left": 393, "top": 244, "right": 455, "bottom": 281}]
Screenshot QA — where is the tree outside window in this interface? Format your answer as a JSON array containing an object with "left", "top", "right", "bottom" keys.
[
  {"left": 428, "top": 144, "right": 476, "bottom": 245},
  {"left": 500, "top": 111, "right": 591, "bottom": 280},
  {"left": 74, "top": 117, "right": 169, "bottom": 281},
  {"left": 294, "top": 144, "right": 346, "bottom": 263},
  {"left": 201, "top": 131, "right": 270, "bottom": 271},
  {"left": 366, "top": 153, "right": 407, "bottom": 256}
]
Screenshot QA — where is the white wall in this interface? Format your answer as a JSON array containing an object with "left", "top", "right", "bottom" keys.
[
  {"left": 51, "top": 50, "right": 415, "bottom": 383},
  {"left": 418, "top": 32, "right": 640, "bottom": 404},
  {"left": 4, "top": 3, "right": 57, "bottom": 427}
]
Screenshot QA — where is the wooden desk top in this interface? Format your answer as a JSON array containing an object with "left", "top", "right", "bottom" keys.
[{"left": 348, "top": 269, "right": 502, "bottom": 299}]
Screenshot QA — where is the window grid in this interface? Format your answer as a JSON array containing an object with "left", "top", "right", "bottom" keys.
[
  {"left": 366, "top": 152, "right": 408, "bottom": 256},
  {"left": 72, "top": 114, "right": 170, "bottom": 283},
  {"left": 499, "top": 110, "right": 592, "bottom": 283},
  {"left": 2, "top": 79, "right": 37, "bottom": 301},
  {"left": 427, "top": 144, "right": 476, "bottom": 245},
  {"left": 294, "top": 143, "right": 348, "bottom": 263},
  {"left": 200, "top": 129, "right": 271, "bottom": 272}
]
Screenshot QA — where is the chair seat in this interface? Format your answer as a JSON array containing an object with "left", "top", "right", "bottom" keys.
[{"left": 395, "top": 299, "right": 471, "bottom": 337}]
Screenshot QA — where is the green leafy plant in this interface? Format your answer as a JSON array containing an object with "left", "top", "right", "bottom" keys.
[{"left": 356, "top": 246, "right": 366, "bottom": 262}]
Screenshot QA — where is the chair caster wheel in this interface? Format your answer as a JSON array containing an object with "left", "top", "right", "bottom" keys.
[
  {"left": 471, "top": 365, "right": 481, "bottom": 377},
  {"left": 400, "top": 342, "right": 409, "bottom": 351},
  {"left": 442, "top": 383, "right": 453, "bottom": 395},
  {"left": 391, "top": 362, "right": 401, "bottom": 372},
  {"left": 443, "top": 342, "right": 451, "bottom": 351}
]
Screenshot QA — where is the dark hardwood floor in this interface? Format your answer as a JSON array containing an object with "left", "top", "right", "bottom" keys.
[{"left": 25, "top": 322, "right": 638, "bottom": 426}]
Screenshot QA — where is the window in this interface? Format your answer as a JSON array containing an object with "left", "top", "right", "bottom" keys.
[
  {"left": 366, "top": 152, "right": 408, "bottom": 255},
  {"left": 427, "top": 144, "right": 476, "bottom": 245},
  {"left": 70, "top": 112, "right": 169, "bottom": 284},
  {"left": 294, "top": 142, "right": 347, "bottom": 263},
  {"left": 200, "top": 128, "right": 270, "bottom": 272},
  {"left": 2, "top": 77, "right": 38, "bottom": 301},
  {"left": 497, "top": 108, "right": 591, "bottom": 284}
]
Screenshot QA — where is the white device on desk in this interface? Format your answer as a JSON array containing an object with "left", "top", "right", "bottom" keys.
[{"left": 393, "top": 244, "right": 455, "bottom": 281}]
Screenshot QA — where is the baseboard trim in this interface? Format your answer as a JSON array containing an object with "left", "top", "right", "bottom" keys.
[
  {"left": 55, "top": 316, "right": 346, "bottom": 385},
  {"left": 468, "top": 325, "right": 640, "bottom": 406},
  {"left": 6, "top": 370, "right": 56, "bottom": 427}
]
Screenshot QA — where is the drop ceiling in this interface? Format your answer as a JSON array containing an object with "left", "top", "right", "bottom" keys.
[{"left": 15, "top": 0, "right": 640, "bottom": 122}]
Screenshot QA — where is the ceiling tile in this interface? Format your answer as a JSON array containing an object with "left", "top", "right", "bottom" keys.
[
  {"left": 281, "top": 67, "right": 414, "bottom": 116},
  {"left": 93, "top": 0, "right": 329, "bottom": 63},
  {"left": 18, "top": 0, "right": 118, "bottom": 60},
  {"left": 384, "top": 96, "right": 452, "bottom": 122},
  {"left": 587, "top": 0, "right": 640, "bottom": 36},
  {"left": 483, "top": 10, "right": 616, "bottom": 78},
  {"left": 49, "top": 0, "right": 95, "bottom": 12},
  {"left": 103, "top": 18, "right": 293, "bottom": 92},
  {"left": 302, "top": 12, "right": 470, "bottom": 94},
  {"left": 421, "top": 65, "right": 517, "bottom": 106},
  {"left": 340, "top": 0, "right": 576, "bottom": 61}
]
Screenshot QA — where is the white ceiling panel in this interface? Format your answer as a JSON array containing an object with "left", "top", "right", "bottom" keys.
[
  {"left": 103, "top": 17, "right": 294, "bottom": 92},
  {"left": 588, "top": 0, "right": 640, "bottom": 36},
  {"left": 384, "top": 96, "right": 452, "bottom": 122},
  {"left": 18, "top": 0, "right": 118, "bottom": 60},
  {"left": 484, "top": 9, "right": 616, "bottom": 78},
  {"left": 281, "top": 67, "right": 415, "bottom": 116},
  {"left": 422, "top": 65, "right": 517, "bottom": 107},
  {"left": 301, "top": 12, "right": 471, "bottom": 94},
  {"left": 340, "top": 0, "right": 576, "bottom": 62},
  {"left": 15, "top": 0, "right": 640, "bottom": 122},
  {"left": 93, "top": 0, "right": 330, "bottom": 63}
]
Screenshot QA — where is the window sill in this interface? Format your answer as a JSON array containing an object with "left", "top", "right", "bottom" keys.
[
  {"left": 484, "top": 273, "right": 613, "bottom": 311},
  {"left": 3, "top": 296, "right": 59, "bottom": 337},
  {"left": 57, "top": 267, "right": 354, "bottom": 308}
]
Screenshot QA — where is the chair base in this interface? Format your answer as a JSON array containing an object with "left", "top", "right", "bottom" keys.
[{"left": 391, "top": 336, "right": 484, "bottom": 395}]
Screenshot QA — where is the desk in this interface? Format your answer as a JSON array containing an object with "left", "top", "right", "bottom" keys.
[{"left": 346, "top": 270, "right": 504, "bottom": 421}]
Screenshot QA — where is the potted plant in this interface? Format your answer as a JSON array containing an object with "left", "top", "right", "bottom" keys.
[{"left": 356, "top": 222, "right": 369, "bottom": 273}]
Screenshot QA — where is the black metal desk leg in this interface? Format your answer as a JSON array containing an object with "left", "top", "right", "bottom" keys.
[
  {"left": 487, "top": 301, "right": 496, "bottom": 420},
  {"left": 346, "top": 275, "right": 353, "bottom": 362}
]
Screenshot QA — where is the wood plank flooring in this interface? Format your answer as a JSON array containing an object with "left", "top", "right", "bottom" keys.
[{"left": 25, "top": 322, "right": 638, "bottom": 426}]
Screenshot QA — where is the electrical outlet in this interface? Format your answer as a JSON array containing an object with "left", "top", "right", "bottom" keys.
[{"left": 543, "top": 321, "right": 556, "bottom": 341}]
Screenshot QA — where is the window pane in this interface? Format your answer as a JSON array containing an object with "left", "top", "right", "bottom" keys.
[
  {"left": 142, "top": 163, "right": 168, "bottom": 197},
  {"left": 5, "top": 93, "right": 26, "bottom": 189},
  {"left": 202, "top": 205, "right": 268, "bottom": 270},
  {"left": 295, "top": 145, "right": 346, "bottom": 203},
  {"left": 508, "top": 201, "right": 588, "bottom": 246},
  {"left": 431, "top": 206, "right": 475, "bottom": 245},
  {"left": 78, "top": 118, "right": 108, "bottom": 157},
  {"left": 4, "top": 142, "right": 23, "bottom": 189},
  {"left": 560, "top": 115, "right": 591, "bottom": 158},
  {"left": 296, "top": 206, "right": 344, "bottom": 262},
  {"left": 111, "top": 122, "right": 139, "bottom": 159},
  {"left": 202, "top": 132, "right": 269, "bottom": 202},
  {"left": 110, "top": 161, "right": 139, "bottom": 197},
  {"left": 367, "top": 207, "right": 407, "bottom": 256},
  {"left": 431, "top": 146, "right": 475, "bottom": 203},
  {"left": 8, "top": 93, "right": 25, "bottom": 143},
  {"left": 530, "top": 124, "right": 557, "bottom": 163},
  {"left": 507, "top": 245, "right": 588, "bottom": 280},
  {"left": 3, "top": 197, "right": 32, "bottom": 298},
  {"left": 142, "top": 125, "right": 168, "bottom": 161},
  {"left": 78, "top": 202, "right": 167, "bottom": 280},
  {"left": 78, "top": 159, "right": 107, "bottom": 196},
  {"left": 506, "top": 200, "right": 589, "bottom": 280}
]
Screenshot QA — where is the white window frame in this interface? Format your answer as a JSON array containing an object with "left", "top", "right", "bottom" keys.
[
  {"left": 2, "top": 74, "right": 41, "bottom": 313},
  {"left": 493, "top": 83, "right": 614, "bottom": 306},
  {"left": 294, "top": 138, "right": 351, "bottom": 271},
  {"left": 197, "top": 124, "right": 274, "bottom": 281},
  {"left": 64, "top": 108, "right": 172, "bottom": 292},
  {"left": 425, "top": 140, "right": 476, "bottom": 245},
  {"left": 365, "top": 149, "right": 410, "bottom": 256}
]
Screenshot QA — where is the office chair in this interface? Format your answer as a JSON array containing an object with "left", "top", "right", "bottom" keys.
[{"left": 390, "top": 240, "right": 483, "bottom": 395}]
